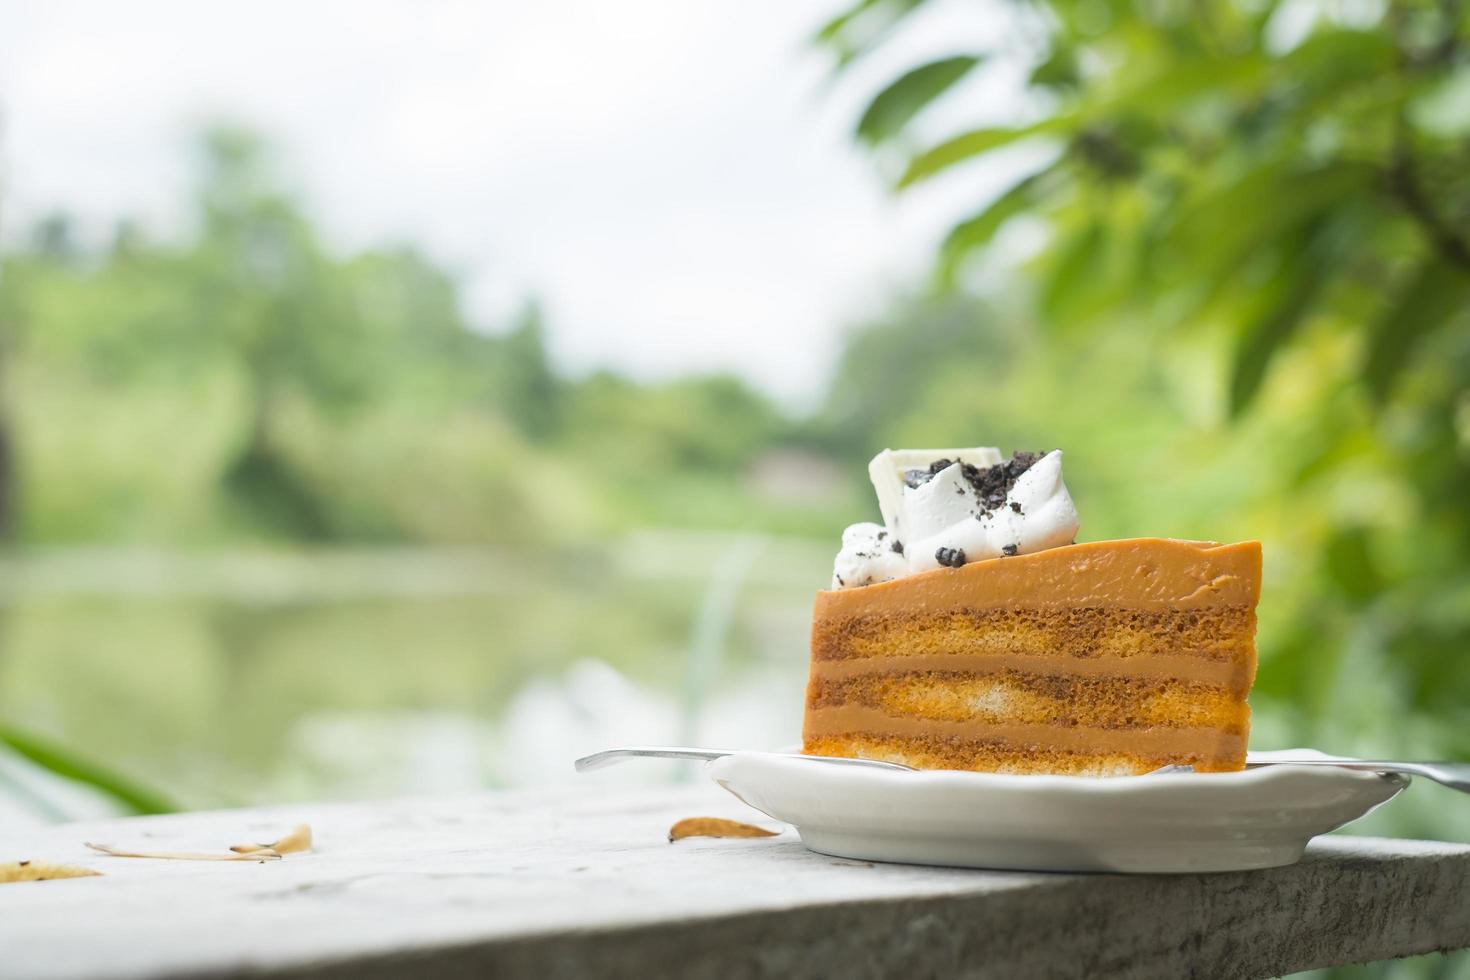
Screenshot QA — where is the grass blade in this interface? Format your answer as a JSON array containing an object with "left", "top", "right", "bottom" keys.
[{"left": 0, "top": 721, "right": 176, "bottom": 815}]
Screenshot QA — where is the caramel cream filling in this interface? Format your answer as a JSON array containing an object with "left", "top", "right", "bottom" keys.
[
  {"left": 807, "top": 651, "right": 1252, "bottom": 690},
  {"left": 802, "top": 705, "right": 1245, "bottom": 759}
]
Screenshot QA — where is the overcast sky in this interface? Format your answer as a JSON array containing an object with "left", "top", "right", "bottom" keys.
[{"left": 0, "top": 0, "right": 1024, "bottom": 406}]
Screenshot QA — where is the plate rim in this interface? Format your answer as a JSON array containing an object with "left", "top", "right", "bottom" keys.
[{"left": 715, "top": 749, "right": 1409, "bottom": 793}]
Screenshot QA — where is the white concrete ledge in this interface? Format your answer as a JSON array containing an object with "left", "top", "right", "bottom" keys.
[{"left": 3, "top": 784, "right": 1468, "bottom": 979}]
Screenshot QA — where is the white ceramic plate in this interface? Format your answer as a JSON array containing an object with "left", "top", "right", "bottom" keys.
[{"left": 706, "top": 749, "right": 1407, "bottom": 873}]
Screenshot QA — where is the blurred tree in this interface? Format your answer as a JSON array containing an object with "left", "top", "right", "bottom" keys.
[
  {"left": 0, "top": 321, "right": 12, "bottom": 541},
  {"left": 824, "top": 0, "right": 1470, "bottom": 809},
  {"left": 562, "top": 370, "right": 785, "bottom": 474},
  {"left": 815, "top": 292, "right": 1022, "bottom": 457},
  {"left": 192, "top": 126, "right": 370, "bottom": 539},
  {"left": 28, "top": 213, "right": 78, "bottom": 264},
  {"left": 823, "top": 0, "right": 1470, "bottom": 411},
  {"left": 496, "top": 303, "right": 562, "bottom": 440},
  {"left": 0, "top": 124, "right": 823, "bottom": 545},
  {"left": 0, "top": 207, "right": 23, "bottom": 540}
]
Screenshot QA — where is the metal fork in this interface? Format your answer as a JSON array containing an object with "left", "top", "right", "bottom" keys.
[{"left": 1246, "top": 758, "right": 1470, "bottom": 793}]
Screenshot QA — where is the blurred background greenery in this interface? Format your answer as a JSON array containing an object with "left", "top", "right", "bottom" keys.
[{"left": 0, "top": 2, "right": 1468, "bottom": 970}]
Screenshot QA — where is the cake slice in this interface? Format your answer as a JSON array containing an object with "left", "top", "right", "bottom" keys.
[
  {"left": 805, "top": 537, "right": 1260, "bottom": 774},
  {"left": 805, "top": 447, "right": 1260, "bottom": 775}
]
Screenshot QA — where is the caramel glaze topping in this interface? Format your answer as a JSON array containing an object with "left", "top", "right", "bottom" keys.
[{"left": 814, "top": 537, "right": 1262, "bottom": 617}]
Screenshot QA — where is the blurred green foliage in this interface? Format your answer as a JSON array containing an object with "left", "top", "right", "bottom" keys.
[{"left": 0, "top": 127, "right": 839, "bottom": 549}]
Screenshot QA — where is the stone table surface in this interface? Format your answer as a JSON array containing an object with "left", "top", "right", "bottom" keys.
[{"left": 2, "top": 784, "right": 1468, "bottom": 980}]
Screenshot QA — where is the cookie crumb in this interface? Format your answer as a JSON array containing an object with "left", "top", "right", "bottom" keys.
[
  {"left": 961, "top": 451, "right": 1046, "bottom": 512},
  {"left": 935, "top": 547, "right": 966, "bottom": 568},
  {"left": 1002, "top": 544, "right": 1019, "bottom": 557},
  {"left": 905, "top": 458, "right": 960, "bottom": 488}
]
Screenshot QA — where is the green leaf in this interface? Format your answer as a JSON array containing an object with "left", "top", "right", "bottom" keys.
[
  {"left": 1274, "top": 30, "right": 1404, "bottom": 129},
  {"left": 1094, "top": 55, "right": 1267, "bottom": 118},
  {"left": 1281, "top": 29, "right": 1396, "bottom": 89},
  {"left": 1167, "top": 161, "right": 1374, "bottom": 294},
  {"left": 899, "top": 120, "right": 1067, "bottom": 188},
  {"left": 814, "top": 0, "right": 882, "bottom": 44},
  {"left": 1029, "top": 44, "right": 1080, "bottom": 90},
  {"left": 1364, "top": 256, "right": 1470, "bottom": 403},
  {"left": 1039, "top": 221, "right": 1107, "bottom": 325},
  {"left": 1324, "top": 526, "right": 1384, "bottom": 606},
  {"left": 857, "top": 55, "right": 982, "bottom": 145},
  {"left": 0, "top": 721, "right": 176, "bottom": 815},
  {"left": 1228, "top": 224, "right": 1336, "bottom": 417},
  {"left": 895, "top": 54, "right": 1263, "bottom": 190},
  {"left": 936, "top": 166, "right": 1056, "bottom": 285},
  {"left": 814, "top": 0, "right": 927, "bottom": 68}
]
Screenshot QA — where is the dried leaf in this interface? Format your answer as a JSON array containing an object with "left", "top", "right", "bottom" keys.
[
  {"left": 668, "top": 817, "right": 779, "bottom": 842},
  {"left": 85, "top": 842, "right": 281, "bottom": 862},
  {"left": 0, "top": 860, "right": 102, "bottom": 884},
  {"left": 231, "top": 824, "right": 312, "bottom": 856},
  {"left": 85, "top": 822, "right": 311, "bottom": 863}
]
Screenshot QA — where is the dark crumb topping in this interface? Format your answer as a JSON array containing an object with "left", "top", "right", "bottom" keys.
[
  {"left": 890, "top": 539, "right": 904, "bottom": 555},
  {"left": 1009, "top": 501, "right": 1023, "bottom": 514},
  {"left": 1001, "top": 543, "right": 1019, "bottom": 557},
  {"left": 960, "top": 450, "right": 1047, "bottom": 512},
  {"left": 935, "top": 546, "right": 966, "bottom": 568},
  {"left": 903, "top": 457, "right": 955, "bottom": 489}
]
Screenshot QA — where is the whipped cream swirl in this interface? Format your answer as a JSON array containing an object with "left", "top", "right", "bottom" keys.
[{"left": 830, "top": 447, "right": 1079, "bottom": 589}]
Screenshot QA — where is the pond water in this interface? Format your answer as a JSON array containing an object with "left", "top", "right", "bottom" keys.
[{"left": 0, "top": 533, "right": 830, "bottom": 818}]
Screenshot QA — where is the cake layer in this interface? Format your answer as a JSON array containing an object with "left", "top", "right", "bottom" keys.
[
  {"left": 804, "top": 706, "right": 1243, "bottom": 759},
  {"left": 813, "top": 605, "right": 1255, "bottom": 666},
  {"left": 804, "top": 733, "right": 1239, "bottom": 776},
  {"left": 808, "top": 652, "right": 1251, "bottom": 690},
  {"left": 808, "top": 669, "right": 1249, "bottom": 731},
  {"left": 813, "top": 538, "right": 1262, "bottom": 616}
]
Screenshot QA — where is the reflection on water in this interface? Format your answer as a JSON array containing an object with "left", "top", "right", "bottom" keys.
[{"left": 0, "top": 533, "right": 828, "bottom": 823}]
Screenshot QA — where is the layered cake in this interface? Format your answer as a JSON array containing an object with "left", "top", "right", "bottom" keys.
[{"left": 803, "top": 447, "right": 1260, "bottom": 775}]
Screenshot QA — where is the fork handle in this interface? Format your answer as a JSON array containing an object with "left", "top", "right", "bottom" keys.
[
  {"left": 1347, "top": 761, "right": 1470, "bottom": 793},
  {"left": 1251, "top": 759, "right": 1470, "bottom": 794},
  {"left": 574, "top": 747, "right": 730, "bottom": 771}
]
